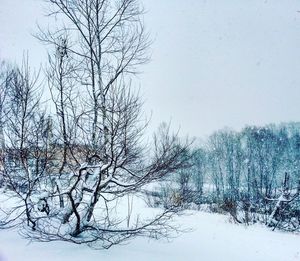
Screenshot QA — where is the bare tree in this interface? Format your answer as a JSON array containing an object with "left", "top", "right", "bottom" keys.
[
  {"left": 0, "top": 61, "right": 11, "bottom": 175},
  {"left": 0, "top": 58, "right": 56, "bottom": 230},
  {"left": 0, "top": 0, "right": 191, "bottom": 249}
]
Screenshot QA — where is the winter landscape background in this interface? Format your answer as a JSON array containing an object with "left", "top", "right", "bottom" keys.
[{"left": 0, "top": 0, "right": 300, "bottom": 260}]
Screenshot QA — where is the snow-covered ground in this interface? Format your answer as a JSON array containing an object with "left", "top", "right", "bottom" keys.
[{"left": 0, "top": 211, "right": 299, "bottom": 261}]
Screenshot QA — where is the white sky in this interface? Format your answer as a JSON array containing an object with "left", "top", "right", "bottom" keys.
[{"left": 0, "top": 0, "right": 300, "bottom": 138}]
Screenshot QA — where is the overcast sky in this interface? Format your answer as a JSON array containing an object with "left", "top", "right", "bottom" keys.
[{"left": 0, "top": 0, "right": 300, "bottom": 138}]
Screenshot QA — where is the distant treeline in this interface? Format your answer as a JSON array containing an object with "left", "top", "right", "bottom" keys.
[{"left": 154, "top": 122, "right": 300, "bottom": 231}]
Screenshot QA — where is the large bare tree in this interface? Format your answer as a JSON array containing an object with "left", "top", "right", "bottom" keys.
[{"left": 0, "top": 0, "right": 191, "bottom": 249}]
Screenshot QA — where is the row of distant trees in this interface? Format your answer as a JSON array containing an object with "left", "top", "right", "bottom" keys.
[{"left": 156, "top": 123, "right": 300, "bottom": 231}]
